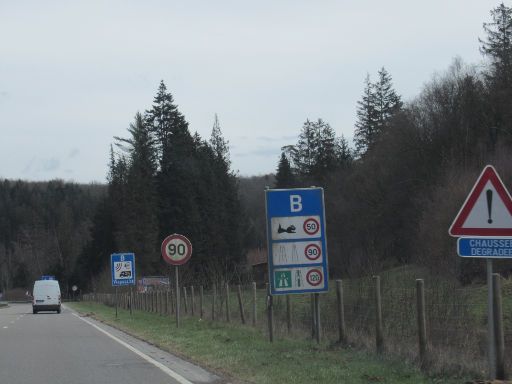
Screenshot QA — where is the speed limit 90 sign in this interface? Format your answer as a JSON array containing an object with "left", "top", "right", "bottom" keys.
[{"left": 161, "top": 234, "right": 192, "bottom": 266}]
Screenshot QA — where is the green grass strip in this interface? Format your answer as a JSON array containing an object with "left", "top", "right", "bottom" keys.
[{"left": 68, "top": 301, "right": 466, "bottom": 384}]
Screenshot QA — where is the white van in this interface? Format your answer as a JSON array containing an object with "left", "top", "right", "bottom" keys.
[{"left": 32, "top": 279, "right": 61, "bottom": 314}]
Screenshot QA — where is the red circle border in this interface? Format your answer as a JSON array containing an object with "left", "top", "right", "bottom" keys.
[
  {"left": 161, "top": 233, "right": 193, "bottom": 266},
  {"left": 303, "top": 218, "right": 320, "bottom": 235},
  {"left": 306, "top": 268, "right": 323, "bottom": 286},
  {"left": 304, "top": 244, "right": 322, "bottom": 261}
]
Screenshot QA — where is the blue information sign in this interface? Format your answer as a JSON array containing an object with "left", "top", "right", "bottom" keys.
[
  {"left": 111, "top": 253, "right": 136, "bottom": 286},
  {"left": 265, "top": 188, "right": 328, "bottom": 295},
  {"left": 457, "top": 238, "right": 512, "bottom": 258}
]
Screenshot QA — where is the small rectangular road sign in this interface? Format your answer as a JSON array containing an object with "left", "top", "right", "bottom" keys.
[
  {"left": 457, "top": 237, "right": 512, "bottom": 258},
  {"left": 111, "top": 253, "right": 136, "bottom": 286},
  {"left": 265, "top": 188, "right": 328, "bottom": 295}
]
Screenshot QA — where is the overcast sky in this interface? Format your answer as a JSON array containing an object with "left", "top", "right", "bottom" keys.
[{"left": 0, "top": 0, "right": 501, "bottom": 183}]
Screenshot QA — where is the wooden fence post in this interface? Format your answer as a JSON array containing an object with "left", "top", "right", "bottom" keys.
[
  {"left": 286, "top": 295, "right": 292, "bottom": 333},
  {"left": 252, "top": 282, "right": 257, "bottom": 326},
  {"left": 191, "top": 286, "right": 195, "bottom": 316},
  {"left": 183, "top": 287, "right": 188, "bottom": 314},
  {"left": 237, "top": 285, "right": 246, "bottom": 324},
  {"left": 416, "top": 279, "right": 428, "bottom": 367},
  {"left": 374, "top": 275, "right": 384, "bottom": 354},
  {"left": 336, "top": 279, "right": 346, "bottom": 343},
  {"left": 493, "top": 273, "right": 506, "bottom": 380},
  {"left": 200, "top": 285, "right": 204, "bottom": 319},
  {"left": 225, "top": 283, "right": 231, "bottom": 322},
  {"left": 212, "top": 284, "right": 216, "bottom": 321}
]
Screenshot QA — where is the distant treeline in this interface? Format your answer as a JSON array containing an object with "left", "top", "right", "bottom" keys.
[
  {"left": 0, "top": 180, "right": 104, "bottom": 293},
  {"left": 1, "top": 3, "right": 512, "bottom": 291}
]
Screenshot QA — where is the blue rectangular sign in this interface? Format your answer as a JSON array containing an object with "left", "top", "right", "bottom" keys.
[
  {"left": 457, "top": 238, "right": 512, "bottom": 258},
  {"left": 111, "top": 253, "right": 136, "bottom": 286},
  {"left": 265, "top": 188, "right": 328, "bottom": 295}
]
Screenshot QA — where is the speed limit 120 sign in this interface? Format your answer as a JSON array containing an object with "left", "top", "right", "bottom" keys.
[
  {"left": 265, "top": 187, "right": 328, "bottom": 295},
  {"left": 161, "top": 234, "right": 192, "bottom": 266}
]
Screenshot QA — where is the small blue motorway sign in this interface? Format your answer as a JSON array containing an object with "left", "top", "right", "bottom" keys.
[
  {"left": 265, "top": 187, "right": 328, "bottom": 295},
  {"left": 111, "top": 253, "right": 136, "bottom": 286},
  {"left": 457, "top": 237, "right": 512, "bottom": 258}
]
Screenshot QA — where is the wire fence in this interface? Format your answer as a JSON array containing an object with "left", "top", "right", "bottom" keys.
[{"left": 83, "top": 274, "right": 509, "bottom": 378}]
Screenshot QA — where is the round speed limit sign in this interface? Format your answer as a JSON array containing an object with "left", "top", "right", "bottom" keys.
[
  {"left": 161, "top": 234, "right": 193, "bottom": 266},
  {"left": 306, "top": 269, "right": 323, "bottom": 286}
]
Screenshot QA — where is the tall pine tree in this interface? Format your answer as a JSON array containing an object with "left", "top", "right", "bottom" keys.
[
  {"left": 354, "top": 69, "right": 401, "bottom": 156},
  {"left": 114, "top": 113, "right": 159, "bottom": 274},
  {"left": 354, "top": 74, "right": 378, "bottom": 155},
  {"left": 275, "top": 152, "right": 296, "bottom": 188},
  {"left": 145, "top": 81, "right": 199, "bottom": 247},
  {"left": 480, "top": 3, "right": 512, "bottom": 140}
]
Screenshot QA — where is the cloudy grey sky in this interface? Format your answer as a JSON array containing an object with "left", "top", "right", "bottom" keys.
[{"left": 0, "top": 0, "right": 500, "bottom": 183}]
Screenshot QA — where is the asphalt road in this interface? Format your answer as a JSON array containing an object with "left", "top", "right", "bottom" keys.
[{"left": 0, "top": 303, "right": 222, "bottom": 384}]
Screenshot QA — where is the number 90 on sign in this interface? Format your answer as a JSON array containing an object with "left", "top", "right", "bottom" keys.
[{"left": 161, "top": 234, "right": 192, "bottom": 266}]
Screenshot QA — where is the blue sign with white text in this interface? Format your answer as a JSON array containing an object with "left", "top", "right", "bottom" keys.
[
  {"left": 266, "top": 188, "right": 329, "bottom": 295},
  {"left": 457, "top": 238, "right": 512, "bottom": 258},
  {"left": 111, "top": 253, "right": 136, "bottom": 286}
]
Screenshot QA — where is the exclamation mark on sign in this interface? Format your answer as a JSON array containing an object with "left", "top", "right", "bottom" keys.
[{"left": 486, "top": 189, "right": 493, "bottom": 224}]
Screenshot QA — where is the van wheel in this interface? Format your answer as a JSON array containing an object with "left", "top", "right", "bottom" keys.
[
  {"left": 33, "top": 309, "right": 37, "bottom": 314},
  {"left": 57, "top": 307, "right": 61, "bottom": 314}
]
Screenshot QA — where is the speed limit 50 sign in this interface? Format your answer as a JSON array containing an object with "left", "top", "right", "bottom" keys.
[
  {"left": 265, "top": 187, "right": 329, "bottom": 295},
  {"left": 161, "top": 234, "right": 192, "bottom": 266}
]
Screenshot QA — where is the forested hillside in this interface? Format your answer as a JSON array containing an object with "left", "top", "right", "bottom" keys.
[
  {"left": 1, "top": 3, "right": 512, "bottom": 292},
  {"left": 0, "top": 180, "right": 104, "bottom": 294},
  {"left": 245, "top": 3, "right": 512, "bottom": 282}
]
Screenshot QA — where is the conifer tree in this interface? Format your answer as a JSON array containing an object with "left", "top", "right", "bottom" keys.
[
  {"left": 207, "top": 115, "right": 243, "bottom": 274},
  {"left": 374, "top": 68, "right": 402, "bottom": 130},
  {"left": 336, "top": 134, "right": 353, "bottom": 168},
  {"left": 480, "top": 3, "right": 512, "bottom": 139},
  {"left": 354, "top": 74, "right": 378, "bottom": 155},
  {"left": 145, "top": 82, "right": 197, "bottom": 245},
  {"left": 210, "top": 114, "right": 231, "bottom": 170},
  {"left": 313, "top": 119, "right": 338, "bottom": 178},
  {"left": 354, "top": 70, "right": 401, "bottom": 156},
  {"left": 480, "top": 3, "right": 512, "bottom": 85},
  {"left": 114, "top": 113, "right": 159, "bottom": 273},
  {"left": 275, "top": 152, "right": 296, "bottom": 188},
  {"left": 293, "top": 119, "right": 318, "bottom": 177}
]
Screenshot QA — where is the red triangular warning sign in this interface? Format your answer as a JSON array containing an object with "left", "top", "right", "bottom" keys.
[{"left": 449, "top": 165, "right": 512, "bottom": 237}]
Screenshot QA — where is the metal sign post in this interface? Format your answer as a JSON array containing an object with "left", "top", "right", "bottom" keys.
[
  {"left": 161, "top": 233, "right": 192, "bottom": 328},
  {"left": 175, "top": 266, "right": 180, "bottom": 328},
  {"left": 115, "top": 286, "right": 118, "bottom": 319},
  {"left": 487, "top": 258, "right": 495, "bottom": 379}
]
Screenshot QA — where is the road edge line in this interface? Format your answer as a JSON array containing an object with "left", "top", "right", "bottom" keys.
[{"left": 72, "top": 312, "right": 194, "bottom": 384}]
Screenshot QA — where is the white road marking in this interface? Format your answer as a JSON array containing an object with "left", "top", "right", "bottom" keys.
[
  {"left": 2, "top": 326, "right": 7, "bottom": 329},
  {"left": 72, "top": 313, "right": 193, "bottom": 384}
]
